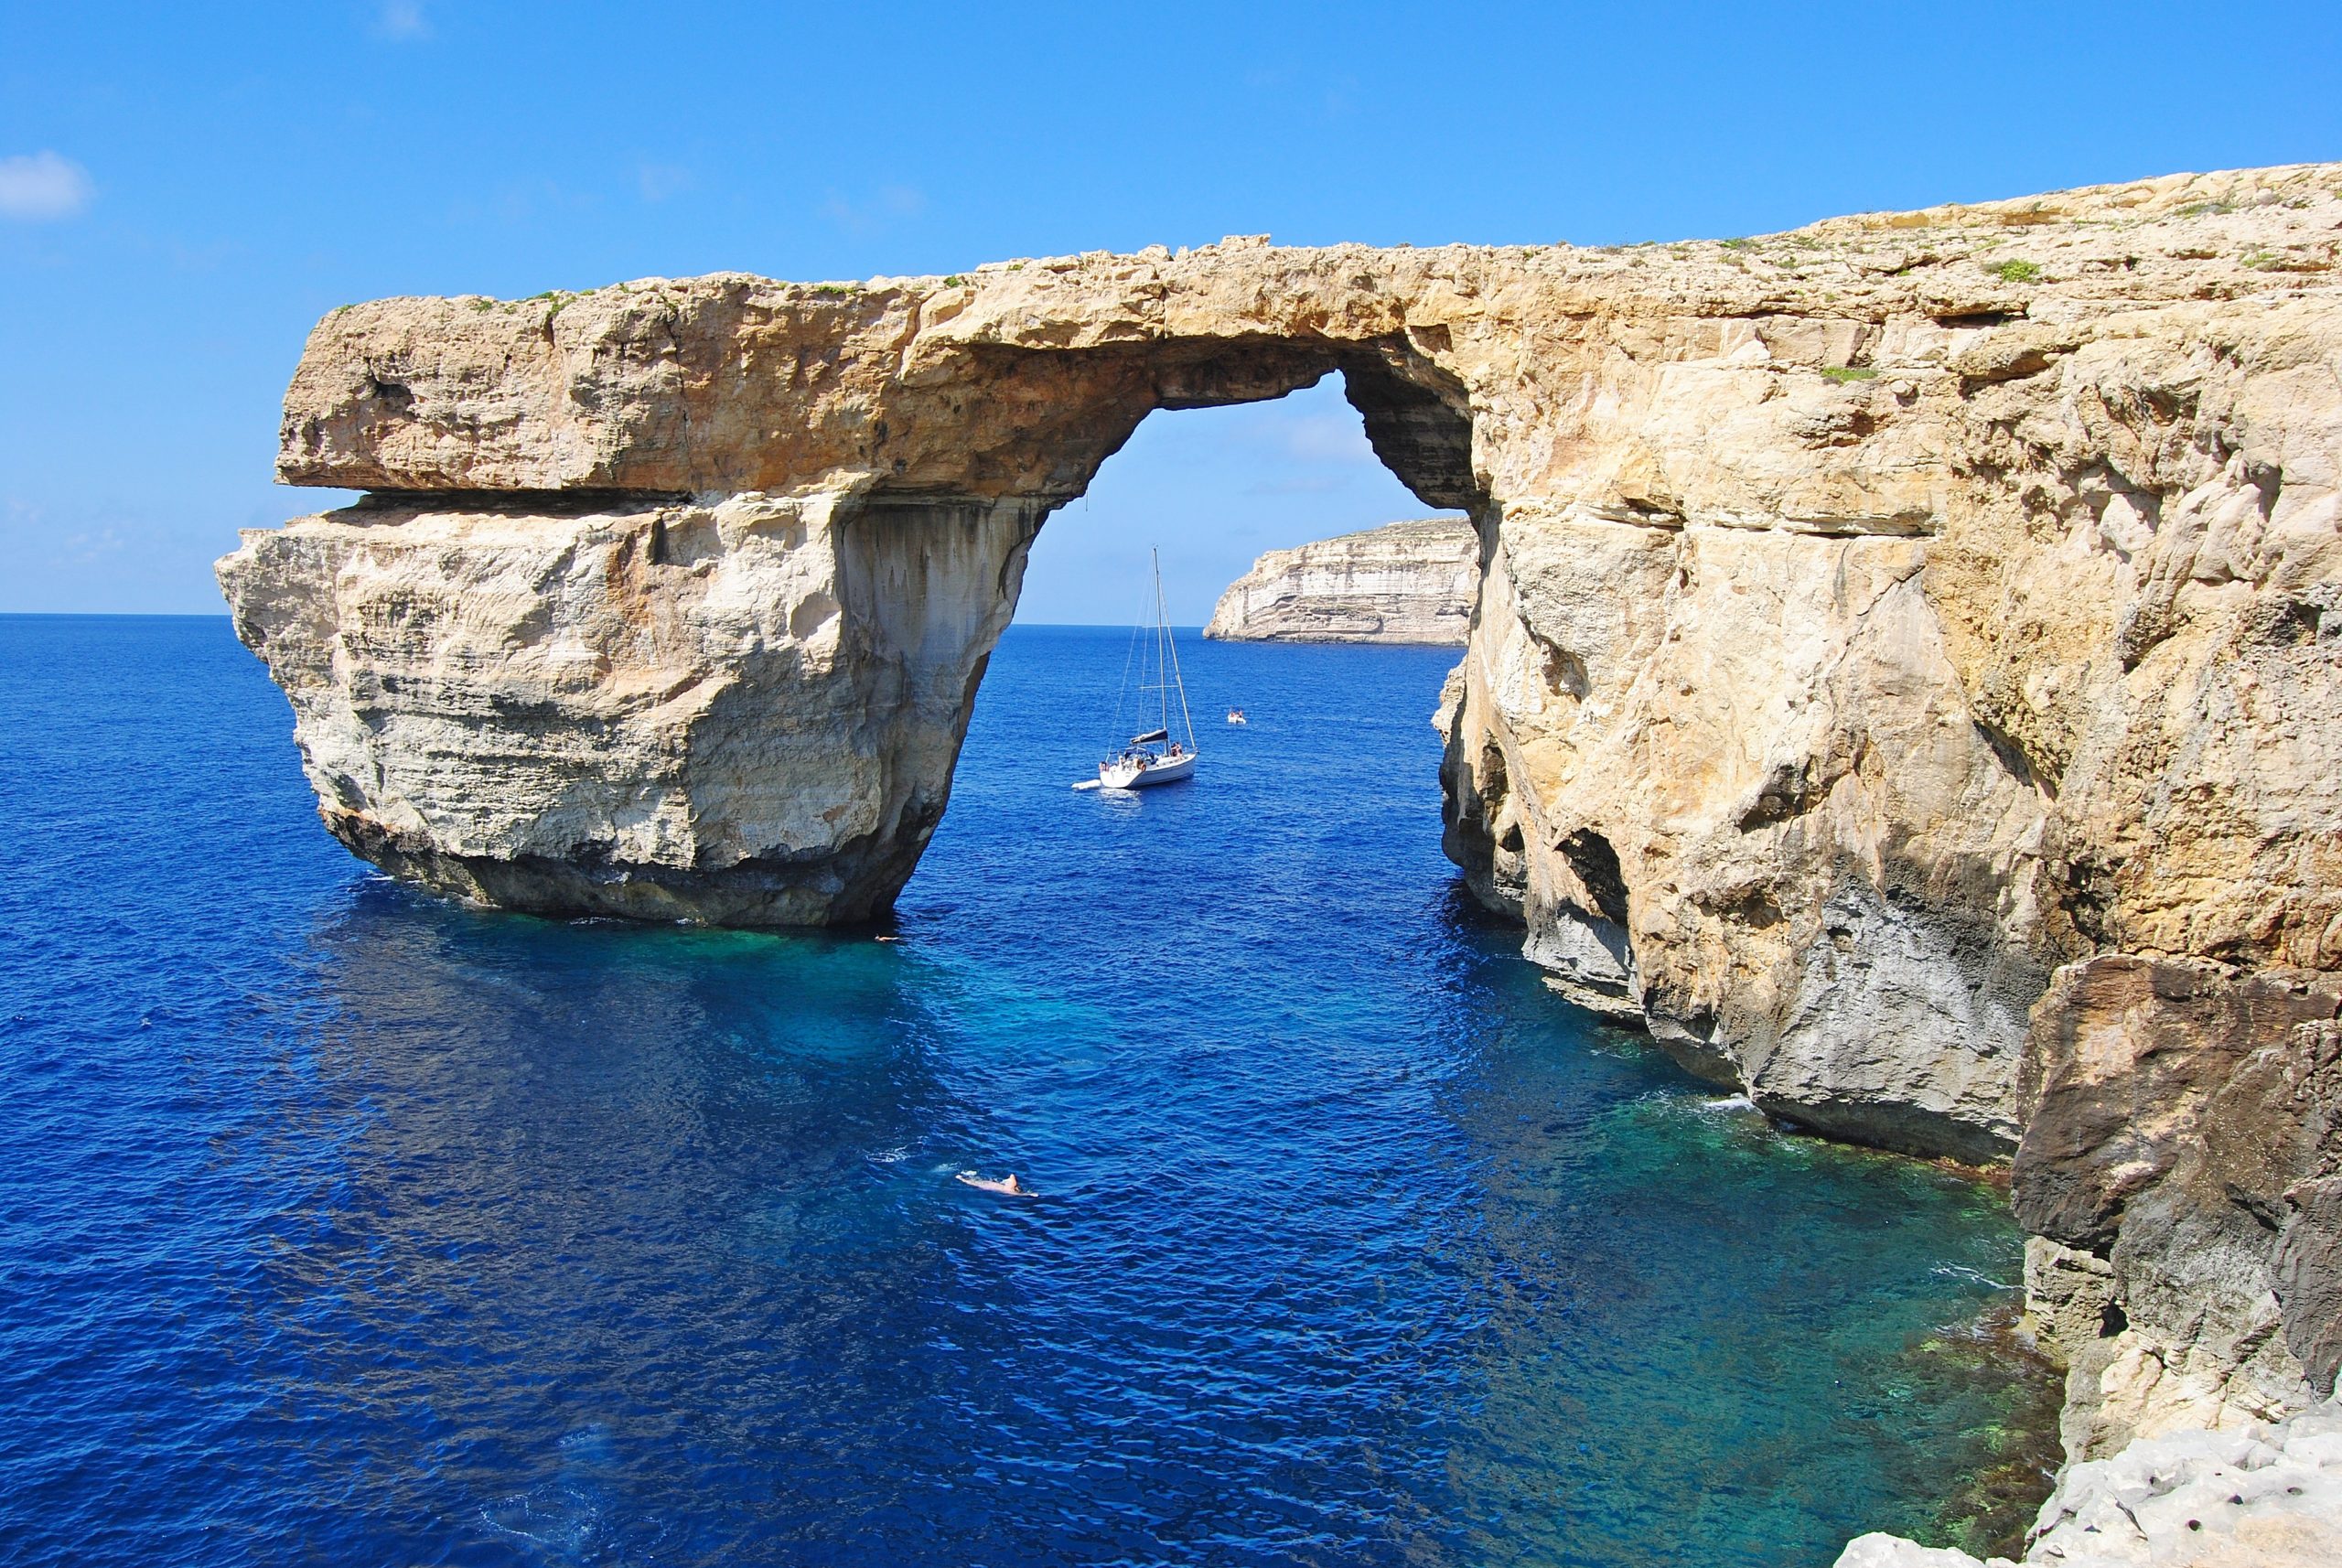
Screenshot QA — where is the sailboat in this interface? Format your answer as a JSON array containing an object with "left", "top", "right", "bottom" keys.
[{"left": 1098, "top": 549, "right": 1200, "bottom": 789}]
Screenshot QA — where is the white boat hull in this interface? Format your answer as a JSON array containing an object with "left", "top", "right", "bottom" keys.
[{"left": 1100, "top": 751, "right": 1197, "bottom": 789}]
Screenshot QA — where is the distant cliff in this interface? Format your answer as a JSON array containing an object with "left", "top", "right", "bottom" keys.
[{"left": 1202, "top": 519, "right": 1478, "bottom": 643}]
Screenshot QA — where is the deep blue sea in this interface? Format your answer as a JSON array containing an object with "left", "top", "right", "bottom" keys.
[{"left": 0, "top": 617, "right": 2047, "bottom": 1568}]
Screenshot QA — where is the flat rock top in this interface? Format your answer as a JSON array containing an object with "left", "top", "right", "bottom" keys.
[
  {"left": 1228, "top": 520, "right": 1480, "bottom": 572},
  {"left": 277, "top": 163, "right": 2342, "bottom": 498},
  {"left": 1300, "top": 518, "right": 1478, "bottom": 549}
]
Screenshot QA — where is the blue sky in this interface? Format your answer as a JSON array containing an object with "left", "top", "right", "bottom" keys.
[{"left": 3, "top": 1, "right": 2336, "bottom": 620}]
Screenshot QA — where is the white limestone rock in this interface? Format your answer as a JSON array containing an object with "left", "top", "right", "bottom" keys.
[
  {"left": 1202, "top": 518, "right": 1479, "bottom": 643},
  {"left": 219, "top": 489, "right": 1038, "bottom": 924},
  {"left": 1834, "top": 1401, "right": 2342, "bottom": 1568}
]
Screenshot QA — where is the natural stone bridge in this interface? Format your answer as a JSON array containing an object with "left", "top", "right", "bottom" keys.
[{"left": 221, "top": 165, "right": 2342, "bottom": 1485}]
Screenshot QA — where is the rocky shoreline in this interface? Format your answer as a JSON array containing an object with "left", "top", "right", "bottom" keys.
[
  {"left": 220, "top": 163, "right": 2342, "bottom": 1560},
  {"left": 1842, "top": 1395, "right": 2342, "bottom": 1565},
  {"left": 1202, "top": 517, "right": 1478, "bottom": 642}
]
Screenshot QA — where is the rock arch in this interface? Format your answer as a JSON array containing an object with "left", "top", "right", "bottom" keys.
[
  {"left": 233, "top": 288, "right": 1481, "bottom": 927},
  {"left": 224, "top": 167, "right": 2342, "bottom": 1450}
]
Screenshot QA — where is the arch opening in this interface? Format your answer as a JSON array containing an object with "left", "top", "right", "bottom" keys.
[
  {"left": 1007, "top": 368, "right": 1476, "bottom": 631},
  {"left": 818, "top": 353, "right": 1485, "bottom": 919},
  {"left": 904, "top": 364, "right": 1483, "bottom": 915},
  {"left": 834, "top": 335, "right": 1484, "bottom": 602}
]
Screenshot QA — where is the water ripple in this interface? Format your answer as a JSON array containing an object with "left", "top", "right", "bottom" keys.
[{"left": 0, "top": 618, "right": 2046, "bottom": 1567}]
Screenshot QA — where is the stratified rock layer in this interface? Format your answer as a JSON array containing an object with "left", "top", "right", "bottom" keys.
[
  {"left": 220, "top": 165, "right": 2342, "bottom": 1497},
  {"left": 1202, "top": 518, "right": 1478, "bottom": 643},
  {"left": 223, "top": 490, "right": 1034, "bottom": 923}
]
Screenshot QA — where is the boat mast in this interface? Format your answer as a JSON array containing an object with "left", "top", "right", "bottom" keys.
[
  {"left": 1153, "top": 548, "right": 1170, "bottom": 742},
  {"left": 1154, "top": 548, "right": 1198, "bottom": 753}
]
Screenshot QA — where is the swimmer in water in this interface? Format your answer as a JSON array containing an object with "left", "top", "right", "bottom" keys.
[{"left": 956, "top": 1171, "right": 1029, "bottom": 1196}]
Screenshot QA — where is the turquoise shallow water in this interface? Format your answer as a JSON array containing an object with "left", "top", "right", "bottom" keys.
[{"left": 0, "top": 616, "right": 2043, "bottom": 1566}]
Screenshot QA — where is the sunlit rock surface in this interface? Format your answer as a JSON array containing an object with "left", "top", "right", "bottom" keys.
[
  {"left": 1837, "top": 1398, "right": 2342, "bottom": 1567},
  {"left": 221, "top": 164, "right": 2342, "bottom": 1482},
  {"left": 1203, "top": 518, "right": 1478, "bottom": 643},
  {"left": 221, "top": 490, "right": 1032, "bottom": 923}
]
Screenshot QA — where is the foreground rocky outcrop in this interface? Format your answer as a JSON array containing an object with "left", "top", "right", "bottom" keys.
[
  {"left": 2016, "top": 961, "right": 2341, "bottom": 1462},
  {"left": 1202, "top": 517, "right": 1478, "bottom": 642},
  {"left": 221, "top": 162, "right": 2342, "bottom": 1530},
  {"left": 1838, "top": 1398, "right": 2342, "bottom": 1566},
  {"left": 220, "top": 489, "right": 1029, "bottom": 923}
]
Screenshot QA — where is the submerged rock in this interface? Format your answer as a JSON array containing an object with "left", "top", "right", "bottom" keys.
[{"left": 1202, "top": 517, "right": 1479, "bottom": 643}]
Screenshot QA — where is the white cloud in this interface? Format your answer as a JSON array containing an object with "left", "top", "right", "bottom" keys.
[
  {"left": 59, "top": 525, "right": 129, "bottom": 568},
  {"left": 821, "top": 184, "right": 927, "bottom": 236},
  {"left": 0, "top": 152, "right": 93, "bottom": 221},
  {"left": 374, "top": 1, "right": 431, "bottom": 40},
  {"left": 636, "top": 161, "right": 693, "bottom": 202},
  {"left": 1279, "top": 412, "right": 1378, "bottom": 463}
]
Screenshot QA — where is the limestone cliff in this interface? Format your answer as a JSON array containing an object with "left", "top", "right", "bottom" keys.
[
  {"left": 220, "top": 489, "right": 1032, "bottom": 923},
  {"left": 221, "top": 163, "right": 2342, "bottom": 1501},
  {"left": 1202, "top": 518, "right": 1477, "bottom": 642}
]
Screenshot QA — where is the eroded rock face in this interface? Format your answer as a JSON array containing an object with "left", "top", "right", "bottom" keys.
[
  {"left": 220, "top": 489, "right": 1040, "bottom": 923},
  {"left": 2014, "top": 960, "right": 2342, "bottom": 1456},
  {"left": 1444, "top": 513, "right": 2052, "bottom": 1162},
  {"left": 1419, "top": 171, "right": 2342, "bottom": 1176},
  {"left": 221, "top": 164, "right": 2342, "bottom": 1458},
  {"left": 1202, "top": 518, "right": 1479, "bottom": 643}
]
